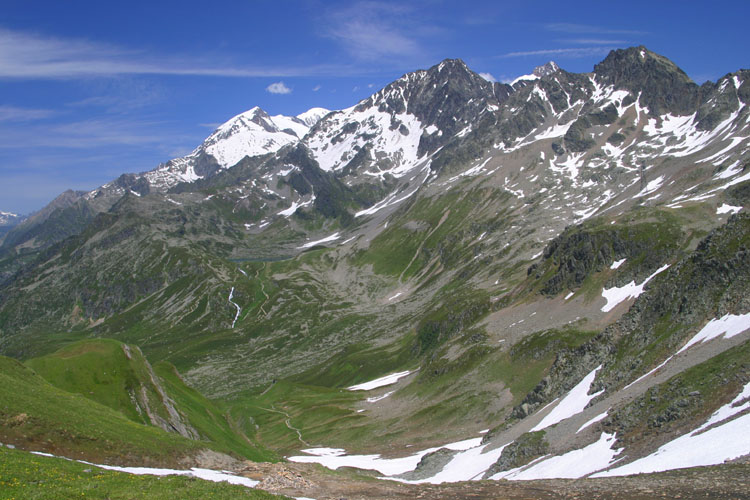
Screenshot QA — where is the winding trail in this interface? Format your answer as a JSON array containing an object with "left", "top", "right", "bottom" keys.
[
  {"left": 255, "top": 263, "right": 270, "bottom": 317},
  {"left": 398, "top": 210, "right": 451, "bottom": 284},
  {"left": 259, "top": 405, "right": 309, "bottom": 446}
]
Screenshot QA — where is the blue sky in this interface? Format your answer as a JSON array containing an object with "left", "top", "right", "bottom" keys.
[{"left": 1, "top": 0, "right": 748, "bottom": 214}]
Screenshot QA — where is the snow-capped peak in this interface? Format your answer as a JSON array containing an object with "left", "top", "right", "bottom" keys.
[
  {"left": 297, "top": 107, "right": 331, "bottom": 127},
  {"left": 533, "top": 61, "right": 560, "bottom": 78},
  {"left": 94, "top": 106, "right": 334, "bottom": 196}
]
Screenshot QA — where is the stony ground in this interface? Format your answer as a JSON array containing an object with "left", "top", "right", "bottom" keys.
[{"left": 239, "top": 461, "right": 750, "bottom": 500}]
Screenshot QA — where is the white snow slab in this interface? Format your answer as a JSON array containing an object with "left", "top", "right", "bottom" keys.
[
  {"left": 593, "top": 411, "right": 750, "bottom": 477},
  {"left": 289, "top": 435, "right": 487, "bottom": 478},
  {"left": 30, "top": 451, "right": 258, "bottom": 487},
  {"left": 347, "top": 370, "right": 412, "bottom": 391},
  {"left": 396, "top": 443, "right": 508, "bottom": 484},
  {"left": 697, "top": 381, "right": 750, "bottom": 431},
  {"left": 530, "top": 366, "right": 603, "bottom": 432},
  {"left": 289, "top": 447, "right": 421, "bottom": 476},
  {"left": 717, "top": 203, "right": 742, "bottom": 215},
  {"left": 676, "top": 312, "right": 750, "bottom": 355},
  {"left": 577, "top": 411, "right": 609, "bottom": 433},
  {"left": 493, "top": 433, "right": 620, "bottom": 480},
  {"left": 610, "top": 258, "right": 626, "bottom": 270},
  {"left": 297, "top": 232, "right": 341, "bottom": 249},
  {"left": 366, "top": 391, "right": 394, "bottom": 403},
  {"left": 601, "top": 264, "right": 670, "bottom": 313}
]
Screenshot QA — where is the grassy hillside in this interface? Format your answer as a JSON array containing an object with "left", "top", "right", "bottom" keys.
[
  {"left": 0, "top": 446, "right": 286, "bottom": 500},
  {"left": 0, "top": 354, "right": 206, "bottom": 466},
  {"left": 24, "top": 339, "right": 275, "bottom": 463}
]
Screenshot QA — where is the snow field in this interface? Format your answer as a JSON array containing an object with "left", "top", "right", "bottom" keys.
[
  {"left": 29, "top": 451, "right": 259, "bottom": 488},
  {"left": 530, "top": 365, "right": 603, "bottom": 432},
  {"left": 600, "top": 264, "right": 670, "bottom": 312},
  {"left": 347, "top": 370, "right": 413, "bottom": 391}
]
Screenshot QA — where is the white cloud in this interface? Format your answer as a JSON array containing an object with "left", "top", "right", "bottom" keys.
[
  {"left": 266, "top": 81, "right": 292, "bottom": 94},
  {"left": 321, "top": 2, "right": 425, "bottom": 61},
  {"left": 479, "top": 72, "right": 496, "bottom": 82},
  {"left": 312, "top": 84, "right": 322, "bottom": 91},
  {"left": 498, "top": 47, "right": 613, "bottom": 59},
  {"left": 544, "top": 23, "right": 646, "bottom": 35},
  {"left": 0, "top": 105, "right": 55, "bottom": 122},
  {"left": 562, "top": 38, "right": 629, "bottom": 45}
]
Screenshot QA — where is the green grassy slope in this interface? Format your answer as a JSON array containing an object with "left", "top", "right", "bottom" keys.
[
  {"left": 24, "top": 339, "right": 274, "bottom": 463},
  {"left": 0, "top": 355, "right": 207, "bottom": 466},
  {"left": 0, "top": 446, "right": 287, "bottom": 500}
]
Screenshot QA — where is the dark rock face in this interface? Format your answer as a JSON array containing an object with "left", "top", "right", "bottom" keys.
[
  {"left": 355, "top": 58, "right": 513, "bottom": 159},
  {"left": 514, "top": 214, "right": 750, "bottom": 420},
  {"left": 695, "top": 69, "right": 750, "bottom": 131},
  {"left": 594, "top": 46, "right": 700, "bottom": 115},
  {"left": 113, "top": 173, "right": 151, "bottom": 196},
  {"left": 534, "top": 219, "right": 683, "bottom": 296},
  {"left": 486, "top": 431, "right": 549, "bottom": 476}
]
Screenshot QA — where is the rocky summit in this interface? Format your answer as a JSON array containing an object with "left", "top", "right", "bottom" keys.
[{"left": 1, "top": 46, "right": 750, "bottom": 498}]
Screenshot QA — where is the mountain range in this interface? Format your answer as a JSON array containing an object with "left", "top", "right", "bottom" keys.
[{"left": 1, "top": 46, "right": 749, "bottom": 497}]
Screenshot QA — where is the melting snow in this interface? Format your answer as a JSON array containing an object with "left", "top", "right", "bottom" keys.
[
  {"left": 610, "top": 258, "right": 626, "bottom": 270},
  {"left": 530, "top": 366, "right": 603, "bottom": 432},
  {"left": 29, "top": 451, "right": 258, "bottom": 487},
  {"left": 636, "top": 175, "right": 664, "bottom": 197},
  {"left": 367, "top": 391, "right": 394, "bottom": 403},
  {"left": 289, "top": 435, "right": 484, "bottom": 477},
  {"left": 717, "top": 203, "right": 742, "bottom": 215},
  {"left": 395, "top": 443, "right": 508, "bottom": 484},
  {"left": 227, "top": 287, "right": 241, "bottom": 329},
  {"left": 279, "top": 195, "right": 315, "bottom": 217},
  {"left": 577, "top": 411, "right": 609, "bottom": 433},
  {"left": 676, "top": 312, "right": 750, "bottom": 355},
  {"left": 348, "top": 370, "right": 412, "bottom": 391},
  {"left": 593, "top": 411, "right": 750, "bottom": 477},
  {"left": 297, "top": 232, "right": 341, "bottom": 249},
  {"left": 492, "top": 433, "right": 620, "bottom": 480},
  {"left": 600, "top": 264, "right": 670, "bottom": 312}
]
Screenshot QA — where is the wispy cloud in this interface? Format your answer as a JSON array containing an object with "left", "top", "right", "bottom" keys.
[
  {"left": 498, "top": 47, "right": 613, "bottom": 59},
  {"left": 0, "top": 105, "right": 55, "bottom": 122},
  {"left": 321, "top": 2, "right": 426, "bottom": 61},
  {"left": 312, "top": 84, "right": 322, "bottom": 92},
  {"left": 479, "top": 72, "right": 497, "bottom": 82},
  {"left": 545, "top": 23, "right": 646, "bottom": 36},
  {"left": 561, "top": 38, "right": 630, "bottom": 45},
  {"left": 0, "top": 117, "right": 191, "bottom": 150},
  {"left": 0, "top": 27, "right": 355, "bottom": 79},
  {"left": 266, "top": 82, "right": 292, "bottom": 94}
]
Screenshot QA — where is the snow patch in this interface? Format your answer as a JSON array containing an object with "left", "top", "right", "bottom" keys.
[
  {"left": 600, "top": 264, "right": 670, "bottom": 313},
  {"left": 676, "top": 312, "right": 750, "bottom": 355},
  {"left": 297, "top": 232, "right": 341, "bottom": 249},
  {"left": 227, "top": 287, "right": 241, "bottom": 329},
  {"left": 577, "top": 411, "right": 609, "bottom": 433},
  {"left": 610, "top": 258, "right": 626, "bottom": 270},
  {"left": 367, "top": 391, "right": 394, "bottom": 403},
  {"left": 348, "top": 370, "right": 413, "bottom": 391},
  {"left": 593, "top": 411, "right": 750, "bottom": 477},
  {"left": 717, "top": 203, "right": 742, "bottom": 215},
  {"left": 493, "top": 433, "right": 620, "bottom": 480},
  {"left": 530, "top": 366, "right": 603, "bottom": 432}
]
